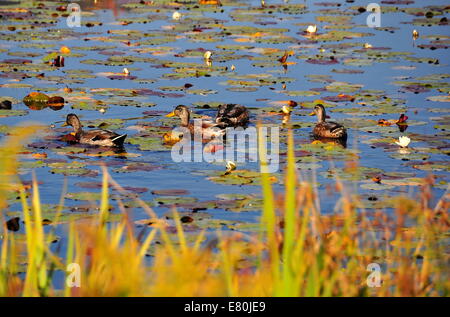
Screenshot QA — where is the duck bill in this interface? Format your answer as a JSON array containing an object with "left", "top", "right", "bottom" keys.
[
  {"left": 308, "top": 112, "right": 315, "bottom": 116},
  {"left": 61, "top": 122, "right": 69, "bottom": 127},
  {"left": 166, "top": 111, "right": 176, "bottom": 118}
]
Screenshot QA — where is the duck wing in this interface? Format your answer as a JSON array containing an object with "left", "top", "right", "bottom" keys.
[
  {"left": 314, "top": 122, "right": 347, "bottom": 139},
  {"left": 225, "top": 105, "right": 248, "bottom": 118},
  {"left": 216, "top": 104, "right": 249, "bottom": 128},
  {"left": 191, "top": 121, "right": 224, "bottom": 140},
  {"left": 201, "top": 120, "right": 218, "bottom": 130},
  {"left": 81, "top": 130, "right": 127, "bottom": 147}
]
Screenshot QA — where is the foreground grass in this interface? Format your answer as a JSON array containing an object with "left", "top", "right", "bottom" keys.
[{"left": 0, "top": 126, "right": 449, "bottom": 296}]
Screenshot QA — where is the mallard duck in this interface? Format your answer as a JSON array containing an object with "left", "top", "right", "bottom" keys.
[
  {"left": 309, "top": 104, "right": 347, "bottom": 139},
  {"left": 215, "top": 104, "right": 249, "bottom": 128},
  {"left": 166, "top": 105, "right": 223, "bottom": 139},
  {"left": 62, "top": 113, "right": 127, "bottom": 147}
]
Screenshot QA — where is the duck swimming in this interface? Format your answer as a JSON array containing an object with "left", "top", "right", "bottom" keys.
[
  {"left": 166, "top": 105, "right": 223, "bottom": 139},
  {"left": 309, "top": 104, "right": 347, "bottom": 139},
  {"left": 62, "top": 113, "right": 127, "bottom": 147},
  {"left": 215, "top": 104, "right": 249, "bottom": 129}
]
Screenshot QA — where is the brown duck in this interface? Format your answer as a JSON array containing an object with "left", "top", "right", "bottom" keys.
[
  {"left": 309, "top": 104, "right": 347, "bottom": 139},
  {"left": 215, "top": 104, "right": 249, "bottom": 128},
  {"left": 62, "top": 113, "right": 127, "bottom": 147},
  {"left": 166, "top": 105, "right": 224, "bottom": 139}
]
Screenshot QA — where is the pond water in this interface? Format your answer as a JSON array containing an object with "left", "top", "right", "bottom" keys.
[{"left": 0, "top": 0, "right": 449, "bottom": 280}]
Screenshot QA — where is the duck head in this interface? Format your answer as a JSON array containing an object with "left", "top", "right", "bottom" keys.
[
  {"left": 63, "top": 113, "right": 83, "bottom": 137},
  {"left": 309, "top": 104, "right": 326, "bottom": 122},
  {"left": 166, "top": 105, "right": 190, "bottom": 126}
]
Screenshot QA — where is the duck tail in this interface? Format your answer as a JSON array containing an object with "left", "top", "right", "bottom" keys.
[
  {"left": 112, "top": 134, "right": 127, "bottom": 146},
  {"left": 333, "top": 127, "right": 347, "bottom": 138}
]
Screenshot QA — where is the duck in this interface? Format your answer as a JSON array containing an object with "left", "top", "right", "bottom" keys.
[
  {"left": 62, "top": 113, "right": 127, "bottom": 147},
  {"left": 309, "top": 104, "right": 347, "bottom": 139},
  {"left": 215, "top": 104, "right": 249, "bottom": 129},
  {"left": 166, "top": 105, "right": 223, "bottom": 139}
]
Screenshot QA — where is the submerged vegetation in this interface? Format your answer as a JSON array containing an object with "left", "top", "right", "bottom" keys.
[{"left": 0, "top": 126, "right": 448, "bottom": 297}]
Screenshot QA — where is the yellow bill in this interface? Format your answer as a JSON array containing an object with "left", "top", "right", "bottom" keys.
[
  {"left": 61, "top": 122, "right": 69, "bottom": 127},
  {"left": 166, "top": 111, "right": 176, "bottom": 118},
  {"left": 308, "top": 111, "right": 315, "bottom": 116}
]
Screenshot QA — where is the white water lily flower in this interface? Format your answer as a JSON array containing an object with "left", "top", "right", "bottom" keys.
[
  {"left": 172, "top": 11, "right": 181, "bottom": 20},
  {"left": 203, "top": 51, "right": 212, "bottom": 60},
  {"left": 123, "top": 68, "right": 130, "bottom": 75},
  {"left": 395, "top": 136, "right": 411, "bottom": 148},
  {"left": 226, "top": 161, "right": 236, "bottom": 172},
  {"left": 230, "top": 64, "right": 236, "bottom": 71},
  {"left": 99, "top": 108, "right": 106, "bottom": 114},
  {"left": 306, "top": 25, "right": 317, "bottom": 34},
  {"left": 364, "top": 43, "right": 372, "bottom": 49}
]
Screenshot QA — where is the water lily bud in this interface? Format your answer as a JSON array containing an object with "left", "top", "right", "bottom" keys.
[
  {"left": 123, "top": 68, "right": 130, "bottom": 75},
  {"left": 231, "top": 64, "right": 236, "bottom": 71},
  {"left": 278, "top": 51, "right": 289, "bottom": 63},
  {"left": 203, "top": 51, "right": 212, "bottom": 60},
  {"left": 99, "top": 108, "right": 106, "bottom": 114},
  {"left": 306, "top": 25, "right": 317, "bottom": 34},
  {"left": 412, "top": 29, "right": 419, "bottom": 40},
  {"left": 60, "top": 46, "right": 71, "bottom": 54},
  {"left": 172, "top": 11, "right": 181, "bottom": 20},
  {"left": 282, "top": 105, "right": 291, "bottom": 114}
]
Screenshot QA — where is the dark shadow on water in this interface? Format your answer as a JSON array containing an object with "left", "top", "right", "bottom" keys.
[
  {"left": 84, "top": 145, "right": 130, "bottom": 159},
  {"left": 397, "top": 124, "right": 408, "bottom": 133},
  {"left": 312, "top": 136, "right": 347, "bottom": 148}
]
